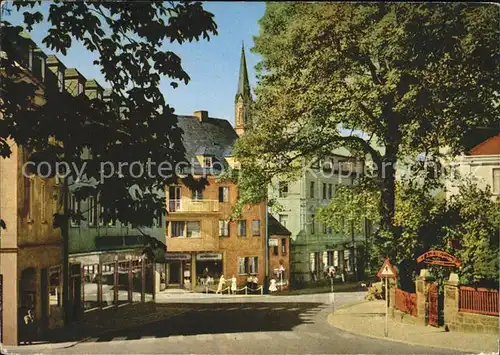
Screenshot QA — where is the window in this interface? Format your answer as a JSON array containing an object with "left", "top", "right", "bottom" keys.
[
  {"left": 49, "top": 265, "right": 62, "bottom": 309},
  {"left": 219, "top": 186, "right": 229, "bottom": 202},
  {"left": 273, "top": 245, "right": 279, "bottom": 256},
  {"left": 69, "top": 193, "right": 80, "bottom": 227},
  {"left": 252, "top": 220, "right": 260, "bottom": 236},
  {"left": 311, "top": 215, "right": 315, "bottom": 234},
  {"left": 279, "top": 214, "right": 288, "bottom": 228},
  {"left": 155, "top": 210, "right": 163, "bottom": 228},
  {"left": 28, "top": 47, "right": 33, "bottom": 71},
  {"left": 493, "top": 169, "right": 500, "bottom": 194},
  {"left": 192, "top": 188, "right": 203, "bottom": 201},
  {"left": 40, "top": 57, "right": 46, "bottom": 81},
  {"left": 28, "top": 178, "right": 35, "bottom": 221},
  {"left": 238, "top": 220, "right": 247, "bottom": 237},
  {"left": 322, "top": 183, "right": 327, "bottom": 199},
  {"left": 88, "top": 197, "right": 96, "bottom": 226},
  {"left": 310, "top": 181, "right": 315, "bottom": 198},
  {"left": 238, "top": 257, "right": 248, "bottom": 275},
  {"left": 171, "top": 221, "right": 185, "bottom": 237},
  {"left": 278, "top": 181, "right": 288, "bottom": 198},
  {"left": 249, "top": 257, "right": 259, "bottom": 274},
  {"left": 219, "top": 220, "right": 229, "bottom": 237},
  {"left": 328, "top": 184, "right": 333, "bottom": 199},
  {"left": 187, "top": 221, "right": 201, "bottom": 238},
  {"left": 281, "top": 238, "right": 287, "bottom": 256},
  {"left": 40, "top": 181, "right": 46, "bottom": 222},
  {"left": 57, "top": 70, "right": 64, "bottom": 92},
  {"left": 99, "top": 205, "right": 104, "bottom": 226},
  {"left": 203, "top": 156, "right": 212, "bottom": 168},
  {"left": 78, "top": 82, "right": 84, "bottom": 95}
]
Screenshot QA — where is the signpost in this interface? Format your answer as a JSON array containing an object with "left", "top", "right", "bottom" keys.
[{"left": 376, "top": 258, "right": 397, "bottom": 337}]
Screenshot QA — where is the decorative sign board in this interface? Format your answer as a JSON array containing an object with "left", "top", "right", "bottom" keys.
[
  {"left": 416, "top": 250, "right": 461, "bottom": 267},
  {"left": 165, "top": 253, "right": 191, "bottom": 261},
  {"left": 196, "top": 253, "right": 222, "bottom": 261},
  {"left": 376, "top": 258, "right": 397, "bottom": 279}
]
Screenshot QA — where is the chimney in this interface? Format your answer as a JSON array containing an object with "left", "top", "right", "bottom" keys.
[{"left": 194, "top": 110, "right": 209, "bottom": 122}]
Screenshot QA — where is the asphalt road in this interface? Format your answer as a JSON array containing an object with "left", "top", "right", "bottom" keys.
[{"left": 8, "top": 293, "right": 461, "bottom": 354}]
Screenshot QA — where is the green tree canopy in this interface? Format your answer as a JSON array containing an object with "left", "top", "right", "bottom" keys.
[{"left": 234, "top": 3, "right": 499, "bottom": 259}]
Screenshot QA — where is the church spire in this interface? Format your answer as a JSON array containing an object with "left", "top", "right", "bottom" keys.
[{"left": 235, "top": 42, "right": 251, "bottom": 103}]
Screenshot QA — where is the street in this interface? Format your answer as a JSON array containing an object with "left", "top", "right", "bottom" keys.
[{"left": 7, "top": 293, "right": 460, "bottom": 354}]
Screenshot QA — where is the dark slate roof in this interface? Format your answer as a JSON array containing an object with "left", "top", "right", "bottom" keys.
[
  {"left": 176, "top": 115, "right": 238, "bottom": 174},
  {"left": 268, "top": 214, "right": 291, "bottom": 236}
]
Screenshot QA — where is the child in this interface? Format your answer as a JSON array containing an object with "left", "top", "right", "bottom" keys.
[
  {"left": 231, "top": 275, "right": 237, "bottom": 294},
  {"left": 269, "top": 278, "right": 278, "bottom": 293}
]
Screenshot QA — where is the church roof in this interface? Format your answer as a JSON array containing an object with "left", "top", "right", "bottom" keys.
[{"left": 235, "top": 43, "right": 252, "bottom": 103}]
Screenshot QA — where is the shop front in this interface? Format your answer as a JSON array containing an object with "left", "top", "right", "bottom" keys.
[
  {"left": 165, "top": 253, "right": 191, "bottom": 288},
  {"left": 195, "top": 252, "right": 223, "bottom": 287}
]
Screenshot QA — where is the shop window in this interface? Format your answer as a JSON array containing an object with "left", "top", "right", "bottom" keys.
[
  {"left": 238, "top": 220, "right": 247, "bottom": 237},
  {"left": 218, "top": 186, "right": 229, "bottom": 202},
  {"left": 171, "top": 221, "right": 185, "bottom": 237},
  {"left": 219, "top": 220, "right": 229, "bottom": 237},
  {"left": 49, "top": 265, "right": 62, "bottom": 309},
  {"left": 252, "top": 219, "right": 260, "bottom": 236},
  {"left": 187, "top": 221, "right": 201, "bottom": 238}
]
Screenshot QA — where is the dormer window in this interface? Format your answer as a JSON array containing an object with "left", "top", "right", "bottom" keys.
[
  {"left": 203, "top": 156, "right": 212, "bottom": 168},
  {"left": 78, "top": 82, "right": 84, "bottom": 95},
  {"left": 57, "top": 71, "right": 64, "bottom": 92},
  {"left": 28, "top": 46, "right": 33, "bottom": 71},
  {"left": 40, "top": 57, "right": 45, "bottom": 81}
]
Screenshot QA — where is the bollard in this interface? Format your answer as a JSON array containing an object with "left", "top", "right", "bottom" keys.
[
  {"left": 245, "top": 286, "right": 248, "bottom": 295},
  {"left": 261, "top": 286, "right": 263, "bottom": 295}
]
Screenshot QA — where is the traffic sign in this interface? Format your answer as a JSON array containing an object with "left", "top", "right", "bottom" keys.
[{"left": 377, "top": 258, "right": 397, "bottom": 279}]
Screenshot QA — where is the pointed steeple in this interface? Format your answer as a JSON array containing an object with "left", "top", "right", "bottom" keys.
[{"left": 235, "top": 42, "right": 252, "bottom": 103}]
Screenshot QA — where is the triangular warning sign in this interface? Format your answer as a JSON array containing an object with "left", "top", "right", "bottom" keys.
[{"left": 377, "top": 258, "right": 397, "bottom": 278}]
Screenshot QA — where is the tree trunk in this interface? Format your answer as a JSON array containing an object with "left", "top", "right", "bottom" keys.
[{"left": 378, "top": 144, "right": 397, "bottom": 259}]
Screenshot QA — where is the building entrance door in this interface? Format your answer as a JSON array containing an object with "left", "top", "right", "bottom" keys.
[{"left": 168, "top": 262, "right": 182, "bottom": 286}]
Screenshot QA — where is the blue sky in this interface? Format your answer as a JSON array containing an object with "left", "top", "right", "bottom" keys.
[{"left": 5, "top": 2, "right": 266, "bottom": 125}]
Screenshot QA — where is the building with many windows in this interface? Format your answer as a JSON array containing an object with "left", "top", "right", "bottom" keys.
[{"left": 269, "top": 149, "right": 371, "bottom": 285}]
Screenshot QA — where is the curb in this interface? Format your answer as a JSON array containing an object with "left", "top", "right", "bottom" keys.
[{"left": 327, "top": 309, "right": 498, "bottom": 354}]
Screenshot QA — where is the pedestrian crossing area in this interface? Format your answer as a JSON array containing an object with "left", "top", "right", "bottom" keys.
[
  {"left": 189, "top": 304, "right": 328, "bottom": 313},
  {"left": 85, "top": 330, "right": 333, "bottom": 344}
]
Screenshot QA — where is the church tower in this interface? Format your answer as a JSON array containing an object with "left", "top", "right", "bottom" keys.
[{"left": 235, "top": 43, "right": 252, "bottom": 136}]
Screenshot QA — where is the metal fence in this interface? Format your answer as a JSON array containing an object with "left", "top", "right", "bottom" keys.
[{"left": 459, "top": 286, "right": 499, "bottom": 316}]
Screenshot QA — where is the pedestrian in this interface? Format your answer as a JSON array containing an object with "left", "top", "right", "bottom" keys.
[
  {"left": 269, "top": 278, "right": 277, "bottom": 293},
  {"left": 202, "top": 267, "right": 209, "bottom": 285},
  {"left": 216, "top": 275, "right": 225, "bottom": 294},
  {"left": 252, "top": 275, "right": 259, "bottom": 290},
  {"left": 231, "top": 274, "right": 237, "bottom": 295},
  {"left": 23, "top": 308, "right": 36, "bottom": 345},
  {"left": 246, "top": 274, "right": 253, "bottom": 290}
]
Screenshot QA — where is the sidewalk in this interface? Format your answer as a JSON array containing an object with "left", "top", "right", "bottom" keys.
[{"left": 327, "top": 300, "right": 499, "bottom": 354}]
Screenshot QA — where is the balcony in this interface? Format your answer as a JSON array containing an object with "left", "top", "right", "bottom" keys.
[{"left": 167, "top": 199, "right": 219, "bottom": 213}]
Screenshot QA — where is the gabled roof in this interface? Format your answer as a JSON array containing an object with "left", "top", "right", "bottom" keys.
[
  {"left": 469, "top": 133, "right": 500, "bottom": 156},
  {"left": 268, "top": 214, "right": 291, "bottom": 236},
  {"left": 176, "top": 115, "right": 238, "bottom": 174},
  {"left": 462, "top": 127, "right": 500, "bottom": 154}
]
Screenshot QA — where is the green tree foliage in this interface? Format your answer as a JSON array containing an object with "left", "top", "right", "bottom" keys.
[
  {"left": 234, "top": 2, "right": 499, "bottom": 260},
  {"left": 1, "top": 1, "right": 217, "bottom": 321}
]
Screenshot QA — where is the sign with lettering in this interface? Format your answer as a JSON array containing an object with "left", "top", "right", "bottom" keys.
[
  {"left": 377, "top": 258, "right": 397, "bottom": 279},
  {"left": 269, "top": 239, "right": 278, "bottom": 247},
  {"left": 196, "top": 253, "right": 222, "bottom": 261},
  {"left": 417, "top": 250, "right": 461, "bottom": 267},
  {"left": 165, "top": 253, "right": 191, "bottom": 261}
]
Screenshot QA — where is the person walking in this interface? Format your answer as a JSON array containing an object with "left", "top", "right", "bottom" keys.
[
  {"left": 230, "top": 275, "right": 237, "bottom": 295},
  {"left": 216, "top": 275, "right": 226, "bottom": 294},
  {"left": 23, "top": 308, "right": 36, "bottom": 345}
]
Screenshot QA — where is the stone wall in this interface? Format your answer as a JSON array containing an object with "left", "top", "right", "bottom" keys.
[{"left": 444, "top": 279, "right": 498, "bottom": 335}]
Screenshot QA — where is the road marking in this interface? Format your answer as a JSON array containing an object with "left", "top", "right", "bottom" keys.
[
  {"left": 253, "top": 333, "right": 272, "bottom": 340},
  {"left": 256, "top": 306, "right": 269, "bottom": 310},
  {"left": 226, "top": 307, "right": 238, "bottom": 311},
  {"left": 167, "top": 335, "right": 185, "bottom": 342},
  {"left": 195, "top": 334, "right": 214, "bottom": 341},
  {"left": 304, "top": 332, "right": 329, "bottom": 340},
  {"left": 288, "top": 307, "right": 300, "bottom": 311},
  {"left": 278, "top": 331, "right": 301, "bottom": 339},
  {"left": 225, "top": 333, "right": 244, "bottom": 340},
  {"left": 272, "top": 307, "right": 285, "bottom": 311},
  {"left": 112, "top": 336, "right": 128, "bottom": 341}
]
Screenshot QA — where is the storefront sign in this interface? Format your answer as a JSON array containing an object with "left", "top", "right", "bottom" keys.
[
  {"left": 417, "top": 250, "right": 461, "bottom": 267},
  {"left": 196, "top": 253, "right": 222, "bottom": 261},
  {"left": 165, "top": 253, "right": 191, "bottom": 261},
  {"left": 268, "top": 239, "right": 278, "bottom": 246}
]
